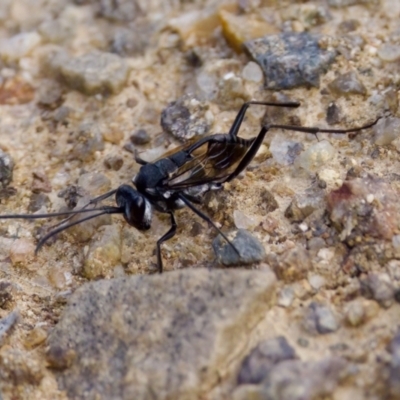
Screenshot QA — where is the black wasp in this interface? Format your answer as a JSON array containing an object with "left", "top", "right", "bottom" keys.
[{"left": 0, "top": 101, "right": 378, "bottom": 272}]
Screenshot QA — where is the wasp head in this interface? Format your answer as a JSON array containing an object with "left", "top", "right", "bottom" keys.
[{"left": 115, "top": 185, "right": 152, "bottom": 230}]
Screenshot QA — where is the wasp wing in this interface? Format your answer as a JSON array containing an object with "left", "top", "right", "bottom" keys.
[{"left": 163, "top": 134, "right": 254, "bottom": 190}]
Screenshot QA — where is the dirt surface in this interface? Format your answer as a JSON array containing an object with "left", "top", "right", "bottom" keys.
[{"left": 0, "top": 0, "right": 400, "bottom": 399}]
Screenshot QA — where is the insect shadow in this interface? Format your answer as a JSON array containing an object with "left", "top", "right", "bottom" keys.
[{"left": 0, "top": 101, "right": 379, "bottom": 273}]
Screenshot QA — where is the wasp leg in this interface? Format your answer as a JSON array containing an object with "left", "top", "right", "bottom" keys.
[
  {"left": 225, "top": 115, "right": 380, "bottom": 183},
  {"left": 177, "top": 193, "right": 240, "bottom": 257},
  {"left": 228, "top": 100, "right": 300, "bottom": 138},
  {"left": 134, "top": 149, "right": 148, "bottom": 166},
  {"left": 156, "top": 211, "right": 177, "bottom": 273}
]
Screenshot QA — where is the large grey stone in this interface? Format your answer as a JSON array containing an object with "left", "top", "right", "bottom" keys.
[{"left": 46, "top": 268, "right": 276, "bottom": 400}]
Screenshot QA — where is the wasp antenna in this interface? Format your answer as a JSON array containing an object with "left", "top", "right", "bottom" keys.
[
  {"left": 0, "top": 206, "right": 123, "bottom": 220},
  {"left": 34, "top": 206, "right": 123, "bottom": 254}
]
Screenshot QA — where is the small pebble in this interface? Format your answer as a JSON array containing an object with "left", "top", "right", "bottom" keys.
[
  {"left": 269, "top": 135, "right": 303, "bottom": 165},
  {"left": 37, "top": 79, "right": 63, "bottom": 108},
  {"left": 48, "top": 268, "right": 67, "bottom": 289},
  {"left": 285, "top": 191, "right": 324, "bottom": 223},
  {"left": 0, "top": 31, "right": 41, "bottom": 62},
  {"left": 271, "top": 246, "right": 311, "bottom": 282},
  {"left": 363, "top": 273, "right": 394, "bottom": 308},
  {"left": 373, "top": 117, "right": 400, "bottom": 146},
  {"left": 328, "top": 71, "right": 367, "bottom": 97},
  {"left": 317, "top": 247, "right": 335, "bottom": 262},
  {"left": 123, "top": 142, "right": 135, "bottom": 154},
  {"left": 308, "top": 274, "right": 326, "bottom": 290},
  {"left": 68, "top": 196, "right": 112, "bottom": 242},
  {"left": 77, "top": 172, "right": 111, "bottom": 196},
  {"left": 213, "top": 229, "right": 266, "bottom": 266},
  {"left": 53, "top": 106, "right": 70, "bottom": 123},
  {"left": 161, "top": 95, "right": 211, "bottom": 140},
  {"left": 326, "top": 102, "right": 341, "bottom": 125},
  {"left": 0, "top": 149, "right": 14, "bottom": 188},
  {"left": 338, "top": 19, "right": 360, "bottom": 33},
  {"left": 377, "top": 44, "right": 400, "bottom": 63},
  {"left": 303, "top": 302, "right": 339, "bottom": 334},
  {"left": 277, "top": 286, "right": 295, "bottom": 307},
  {"left": 70, "top": 121, "right": 104, "bottom": 162},
  {"left": 49, "top": 50, "right": 130, "bottom": 95},
  {"left": 83, "top": 225, "right": 122, "bottom": 279},
  {"left": 24, "top": 325, "right": 47, "bottom": 349},
  {"left": 233, "top": 210, "right": 258, "bottom": 230},
  {"left": 242, "top": 61, "right": 263, "bottom": 83},
  {"left": 237, "top": 336, "right": 297, "bottom": 384},
  {"left": 0, "top": 281, "right": 13, "bottom": 308},
  {"left": 46, "top": 345, "right": 75, "bottom": 370},
  {"left": 31, "top": 171, "right": 52, "bottom": 194},
  {"left": 130, "top": 129, "right": 151, "bottom": 145},
  {"left": 104, "top": 155, "right": 124, "bottom": 171},
  {"left": 307, "top": 237, "right": 326, "bottom": 251},
  {"left": 9, "top": 239, "right": 35, "bottom": 266},
  {"left": 102, "top": 127, "right": 124, "bottom": 145},
  {"left": 28, "top": 193, "right": 50, "bottom": 212},
  {"left": 0, "top": 311, "right": 18, "bottom": 345},
  {"left": 344, "top": 299, "right": 366, "bottom": 327},
  {"left": 297, "top": 140, "right": 336, "bottom": 172}
]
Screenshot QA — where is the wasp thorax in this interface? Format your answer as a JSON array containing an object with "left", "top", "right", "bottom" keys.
[{"left": 115, "top": 185, "right": 152, "bottom": 230}]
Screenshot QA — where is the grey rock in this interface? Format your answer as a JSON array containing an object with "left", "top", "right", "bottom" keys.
[
  {"left": 50, "top": 50, "right": 130, "bottom": 95},
  {"left": 46, "top": 269, "right": 276, "bottom": 400},
  {"left": 244, "top": 32, "right": 337, "bottom": 89},
  {"left": 0, "top": 310, "right": 18, "bottom": 345},
  {"left": 303, "top": 302, "right": 339, "bottom": 334},
  {"left": 161, "top": 95, "right": 211, "bottom": 140},
  {"left": 328, "top": 71, "right": 367, "bottom": 97},
  {"left": 213, "top": 229, "right": 266, "bottom": 266},
  {"left": 238, "top": 336, "right": 297, "bottom": 384},
  {"left": 0, "top": 149, "right": 14, "bottom": 188}
]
